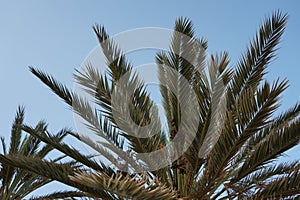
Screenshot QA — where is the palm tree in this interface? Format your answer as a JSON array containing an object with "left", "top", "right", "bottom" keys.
[
  {"left": 0, "top": 107, "right": 86, "bottom": 199},
  {"left": 1, "top": 11, "right": 300, "bottom": 199}
]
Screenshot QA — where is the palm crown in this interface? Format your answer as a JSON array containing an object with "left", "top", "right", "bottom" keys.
[{"left": 1, "top": 11, "right": 300, "bottom": 199}]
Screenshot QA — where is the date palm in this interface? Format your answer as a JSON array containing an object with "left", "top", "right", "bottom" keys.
[
  {"left": 1, "top": 11, "right": 300, "bottom": 199},
  {"left": 0, "top": 107, "right": 86, "bottom": 199}
]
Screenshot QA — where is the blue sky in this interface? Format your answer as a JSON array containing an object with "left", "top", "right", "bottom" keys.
[{"left": 0, "top": 0, "right": 300, "bottom": 196}]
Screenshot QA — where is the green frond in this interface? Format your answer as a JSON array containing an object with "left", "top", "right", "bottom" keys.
[
  {"left": 194, "top": 78, "right": 288, "bottom": 197},
  {"left": 29, "top": 190, "right": 88, "bottom": 200},
  {"left": 156, "top": 17, "right": 207, "bottom": 129},
  {"left": 75, "top": 26, "right": 165, "bottom": 160},
  {"left": 251, "top": 167, "right": 300, "bottom": 199},
  {"left": 183, "top": 52, "right": 230, "bottom": 179},
  {"left": 22, "top": 125, "right": 112, "bottom": 174},
  {"left": 236, "top": 161, "right": 299, "bottom": 189},
  {"left": 271, "top": 102, "right": 300, "bottom": 128},
  {"left": 0, "top": 108, "right": 71, "bottom": 199},
  {"left": 9, "top": 106, "right": 24, "bottom": 155},
  {"left": 93, "top": 24, "right": 131, "bottom": 81},
  {"left": 70, "top": 172, "right": 179, "bottom": 200},
  {"left": 230, "top": 11, "right": 288, "bottom": 99},
  {"left": 235, "top": 119, "right": 300, "bottom": 181},
  {"left": 0, "top": 154, "right": 114, "bottom": 199},
  {"left": 29, "top": 67, "right": 73, "bottom": 105},
  {"left": 92, "top": 26, "right": 165, "bottom": 156}
]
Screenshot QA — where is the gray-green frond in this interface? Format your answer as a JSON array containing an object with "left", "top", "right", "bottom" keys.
[
  {"left": 70, "top": 172, "right": 178, "bottom": 200},
  {"left": 29, "top": 190, "right": 87, "bottom": 200},
  {"left": 0, "top": 107, "right": 68, "bottom": 199},
  {"left": 230, "top": 11, "right": 288, "bottom": 99}
]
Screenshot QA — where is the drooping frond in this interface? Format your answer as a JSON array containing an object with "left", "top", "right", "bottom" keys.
[
  {"left": 70, "top": 172, "right": 179, "bottom": 200},
  {"left": 29, "top": 190, "right": 88, "bottom": 200},
  {"left": 234, "top": 118, "right": 300, "bottom": 182},
  {"left": 21, "top": 125, "right": 113, "bottom": 174},
  {"left": 0, "top": 155, "right": 114, "bottom": 199},
  {"left": 227, "top": 161, "right": 300, "bottom": 198},
  {"left": 250, "top": 167, "right": 300, "bottom": 199}
]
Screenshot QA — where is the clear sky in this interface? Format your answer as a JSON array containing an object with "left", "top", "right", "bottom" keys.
[{"left": 0, "top": 0, "right": 300, "bottom": 197}]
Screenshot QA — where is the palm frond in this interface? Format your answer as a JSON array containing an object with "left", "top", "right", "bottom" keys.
[
  {"left": 22, "top": 125, "right": 112, "bottom": 174},
  {"left": 70, "top": 172, "right": 179, "bottom": 200},
  {"left": 9, "top": 106, "right": 24, "bottom": 155},
  {"left": 0, "top": 154, "right": 114, "bottom": 199},
  {"left": 250, "top": 167, "right": 300, "bottom": 199},
  {"left": 234, "top": 119, "right": 300, "bottom": 181},
  {"left": 81, "top": 26, "right": 165, "bottom": 160},
  {"left": 29, "top": 190, "right": 88, "bottom": 200},
  {"left": 230, "top": 11, "right": 287, "bottom": 99},
  {"left": 30, "top": 67, "right": 73, "bottom": 105},
  {"left": 0, "top": 108, "right": 69, "bottom": 199}
]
